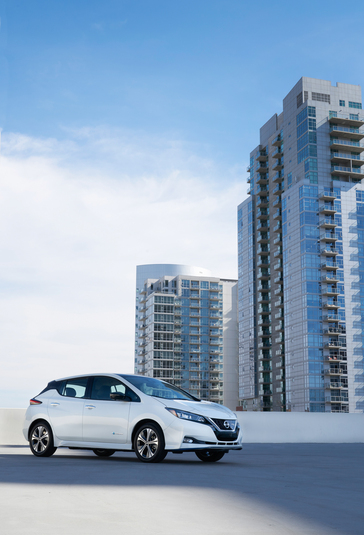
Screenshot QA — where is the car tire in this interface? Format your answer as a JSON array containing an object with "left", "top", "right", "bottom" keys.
[
  {"left": 92, "top": 449, "right": 116, "bottom": 457},
  {"left": 29, "top": 421, "right": 57, "bottom": 457},
  {"left": 195, "top": 450, "right": 225, "bottom": 462},
  {"left": 133, "top": 423, "right": 166, "bottom": 463}
]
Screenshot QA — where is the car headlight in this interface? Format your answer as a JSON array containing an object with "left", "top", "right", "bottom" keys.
[{"left": 166, "top": 408, "right": 209, "bottom": 425}]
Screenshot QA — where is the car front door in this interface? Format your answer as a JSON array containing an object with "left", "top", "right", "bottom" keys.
[{"left": 82, "top": 376, "right": 135, "bottom": 445}]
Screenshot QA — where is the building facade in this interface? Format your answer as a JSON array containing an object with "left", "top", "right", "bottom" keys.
[
  {"left": 135, "top": 264, "right": 238, "bottom": 410},
  {"left": 238, "top": 77, "right": 364, "bottom": 413}
]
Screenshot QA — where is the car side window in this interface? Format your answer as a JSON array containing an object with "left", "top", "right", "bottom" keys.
[
  {"left": 61, "top": 378, "right": 88, "bottom": 398},
  {"left": 90, "top": 376, "right": 140, "bottom": 402}
]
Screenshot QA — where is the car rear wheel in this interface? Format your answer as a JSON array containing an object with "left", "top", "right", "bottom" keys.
[
  {"left": 92, "top": 449, "right": 116, "bottom": 457},
  {"left": 29, "top": 422, "right": 57, "bottom": 457},
  {"left": 133, "top": 423, "right": 166, "bottom": 463},
  {"left": 195, "top": 450, "right": 225, "bottom": 462}
]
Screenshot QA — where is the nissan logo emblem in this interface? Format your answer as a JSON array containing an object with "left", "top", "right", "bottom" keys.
[{"left": 223, "top": 420, "right": 231, "bottom": 429}]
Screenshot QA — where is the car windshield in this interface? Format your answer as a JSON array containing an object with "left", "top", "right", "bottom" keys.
[{"left": 120, "top": 375, "right": 200, "bottom": 401}]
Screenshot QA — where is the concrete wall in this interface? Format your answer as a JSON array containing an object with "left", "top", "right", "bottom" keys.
[{"left": 1, "top": 409, "right": 364, "bottom": 446}]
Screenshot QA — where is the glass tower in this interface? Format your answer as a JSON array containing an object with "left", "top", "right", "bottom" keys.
[{"left": 238, "top": 77, "right": 364, "bottom": 413}]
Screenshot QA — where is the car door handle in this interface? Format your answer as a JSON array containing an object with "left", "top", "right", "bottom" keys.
[
  {"left": 50, "top": 402, "right": 60, "bottom": 406},
  {"left": 85, "top": 405, "right": 96, "bottom": 409}
]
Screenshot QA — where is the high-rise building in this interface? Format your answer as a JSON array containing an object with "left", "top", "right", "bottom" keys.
[
  {"left": 135, "top": 264, "right": 238, "bottom": 410},
  {"left": 238, "top": 77, "right": 364, "bottom": 413}
]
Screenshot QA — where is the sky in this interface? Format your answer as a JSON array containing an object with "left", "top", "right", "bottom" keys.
[{"left": 1, "top": 0, "right": 364, "bottom": 407}]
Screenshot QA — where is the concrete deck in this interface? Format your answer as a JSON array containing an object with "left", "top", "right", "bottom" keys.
[{"left": 1, "top": 444, "right": 363, "bottom": 534}]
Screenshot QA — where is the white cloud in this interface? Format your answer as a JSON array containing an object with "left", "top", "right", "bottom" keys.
[{"left": 0, "top": 128, "right": 248, "bottom": 407}]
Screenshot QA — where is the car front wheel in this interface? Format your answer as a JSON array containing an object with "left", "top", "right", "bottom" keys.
[
  {"left": 133, "top": 423, "right": 166, "bottom": 463},
  {"left": 92, "top": 449, "right": 116, "bottom": 457},
  {"left": 195, "top": 450, "right": 225, "bottom": 462},
  {"left": 29, "top": 422, "right": 57, "bottom": 457}
]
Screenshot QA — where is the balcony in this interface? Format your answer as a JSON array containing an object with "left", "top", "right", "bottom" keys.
[
  {"left": 256, "top": 162, "right": 269, "bottom": 173},
  {"left": 324, "top": 367, "right": 346, "bottom": 376},
  {"left": 257, "top": 245, "right": 270, "bottom": 255},
  {"left": 256, "top": 196, "right": 269, "bottom": 208},
  {"left": 330, "top": 138, "right": 364, "bottom": 153},
  {"left": 256, "top": 220, "right": 270, "bottom": 232},
  {"left": 325, "top": 395, "right": 349, "bottom": 403},
  {"left": 329, "top": 125, "right": 364, "bottom": 140},
  {"left": 256, "top": 174, "right": 269, "bottom": 185},
  {"left": 320, "top": 231, "right": 338, "bottom": 241},
  {"left": 328, "top": 112, "right": 364, "bottom": 127},
  {"left": 272, "top": 159, "right": 284, "bottom": 171},
  {"left": 275, "top": 348, "right": 285, "bottom": 357},
  {"left": 257, "top": 257, "right": 270, "bottom": 268},
  {"left": 273, "top": 209, "right": 282, "bottom": 220},
  {"left": 275, "top": 321, "right": 284, "bottom": 332},
  {"left": 322, "top": 313, "right": 339, "bottom": 323},
  {"left": 321, "top": 261, "right": 338, "bottom": 270},
  {"left": 258, "top": 328, "right": 272, "bottom": 337},
  {"left": 331, "top": 165, "right": 364, "bottom": 179},
  {"left": 325, "top": 380, "right": 346, "bottom": 390},
  {"left": 273, "top": 248, "right": 282, "bottom": 258},
  {"left": 273, "top": 196, "right": 281, "bottom": 207},
  {"left": 272, "top": 134, "right": 283, "bottom": 146},
  {"left": 322, "top": 298, "right": 339, "bottom": 309},
  {"left": 256, "top": 150, "right": 268, "bottom": 162},
  {"left": 274, "top": 275, "right": 283, "bottom": 284},
  {"left": 273, "top": 235, "right": 282, "bottom": 245},
  {"left": 322, "top": 285, "right": 339, "bottom": 296},
  {"left": 320, "top": 218, "right": 337, "bottom": 228},
  {"left": 273, "top": 260, "right": 283, "bottom": 271},
  {"left": 273, "top": 223, "right": 282, "bottom": 233},
  {"left": 257, "top": 281, "right": 270, "bottom": 291},
  {"left": 320, "top": 203, "right": 336, "bottom": 215},
  {"left": 272, "top": 148, "right": 284, "bottom": 159},
  {"left": 259, "top": 365, "right": 272, "bottom": 372},
  {"left": 258, "top": 315, "right": 271, "bottom": 326},
  {"left": 323, "top": 326, "right": 346, "bottom": 335},
  {"left": 258, "top": 341, "right": 272, "bottom": 349},
  {"left": 322, "top": 274, "right": 339, "bottom": 283},
  {"left": 330, "top": 152, "right": 364, "bottom": 165},
  {"left": 257, "top": 232, "right": 270, "bottom": 243},
  {"left": 258, "top": 350, "right": 272, "bottom": 359},
  {"left": 256, "top": 208, "right": 269, "bottom": 219},
  {"left": 256, "top": 184, "right": 269, "bottom": 195},
  {"left": 272, "top": 172, "right": 284, "bottom": 183},
  {"left": 325, "top": 340, "right": 346, "bottom": 349},
  {"left": 321, "top": 246, "right": 338, "bottom": 256},
  {"left": 275, "top": 299, "right": 284, "bottom": 308},
  {"left": 272, "top": 184, "right": 283, "bottom": 195},
  {"left": 274, "top": 286, "right": 283, "bottom": 296},
  {"left": 257, "top": 292, "right": 271, "bottom": 303}
]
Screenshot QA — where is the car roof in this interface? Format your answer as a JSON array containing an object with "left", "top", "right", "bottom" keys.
[{"left": 50, "top": 373, "right": 147, "bottom": 383}]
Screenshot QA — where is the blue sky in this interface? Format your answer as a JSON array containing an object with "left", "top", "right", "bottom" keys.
[
  {"left": 2, "top": 0, "right": 364, "bottom": 166},
  {"left": 1, "top": 0, "right": 364, "bottom": 406}
]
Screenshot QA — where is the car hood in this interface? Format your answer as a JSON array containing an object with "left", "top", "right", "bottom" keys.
[{"left": 154, "top": 398, "right": 236, "bottom": 419}]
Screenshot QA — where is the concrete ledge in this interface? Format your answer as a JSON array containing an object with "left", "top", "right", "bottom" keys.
[
  {"left": 1, "top": 408, "right": 363, "bottom": 446},
  {"left": 238, "top": 412, "right": 364, "bottom": 443},
  {"left": 0, "top": 409, "right": 27, "bottom": 446}
]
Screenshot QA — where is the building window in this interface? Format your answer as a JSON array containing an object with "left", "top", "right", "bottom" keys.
[
  {"left": 312, "top": 92, "right": 330, "bottom": 104},
  {"left": 297, "top": 92, "right": 303, "bottom": 108},
  {"left": 339, "top": 100, "right": 345, "bottom": 107},
  {"left": 349, "top": 101, "right": 362, "bottom": 109}
]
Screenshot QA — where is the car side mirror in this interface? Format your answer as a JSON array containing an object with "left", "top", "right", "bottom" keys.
[{"left": 110, "top": 392, "right": 130, "bottom": 402}]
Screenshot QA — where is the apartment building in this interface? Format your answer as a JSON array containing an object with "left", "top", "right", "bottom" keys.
[
  {"left": 135, "top": 264, "right": 238, "bottom": 410},
  {"left": 238, "top": 77, "right": 364, "bottom": 412}
]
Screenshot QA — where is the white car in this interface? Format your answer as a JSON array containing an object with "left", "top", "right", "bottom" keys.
[{"left": 23, "top": 373, "right": 242, "bottom": 463}]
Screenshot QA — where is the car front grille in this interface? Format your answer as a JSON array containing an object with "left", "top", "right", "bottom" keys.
[{"left": 210, "top": 418, "right": 237, "bottom": 431}]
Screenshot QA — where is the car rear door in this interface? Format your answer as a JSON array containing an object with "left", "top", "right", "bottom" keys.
[{"left": 47, "top": 377, "right": 89, "bottom": 442}]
